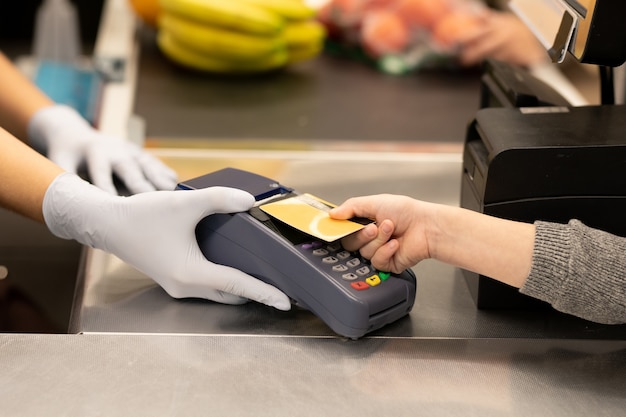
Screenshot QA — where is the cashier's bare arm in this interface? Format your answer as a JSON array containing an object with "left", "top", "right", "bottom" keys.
[
  {"left": 0, "top": 127, "right": 62, "bottom": 222},
  {"left": 523, "top": 220, "right": 626, "bottom": 324}
]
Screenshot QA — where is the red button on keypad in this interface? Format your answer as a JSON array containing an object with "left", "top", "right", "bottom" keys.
[{"left": 351, "top": 282, "right": 370, "bottom": 291}]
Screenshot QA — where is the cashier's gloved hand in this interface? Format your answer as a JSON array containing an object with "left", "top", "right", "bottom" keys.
[
  {"left": 42, "top": 172, "right": 291, "bottom": 310},
  {"left": 28, "top": 104, "right": 178, "bottom": 195}
]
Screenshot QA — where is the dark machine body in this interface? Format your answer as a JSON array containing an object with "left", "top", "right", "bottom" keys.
[
  {"left": 178, "top": 168, "right": 417, "bottom": 339},
  {"left": 461, "top": 105, "right": 626, "bottom": 309}
]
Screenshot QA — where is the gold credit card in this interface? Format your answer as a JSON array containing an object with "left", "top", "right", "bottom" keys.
[{"left": 260, "top": 193, "right": 371, "bottom": 242}]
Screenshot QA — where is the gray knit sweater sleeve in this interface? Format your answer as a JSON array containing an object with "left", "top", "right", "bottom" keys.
[{"left": 520, "top": 220, "right": 626, "bottom": 324}]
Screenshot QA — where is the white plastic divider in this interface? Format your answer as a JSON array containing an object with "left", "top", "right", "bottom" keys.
[{"left": 93, "top": 0, "right": 142, "bottom": 144}]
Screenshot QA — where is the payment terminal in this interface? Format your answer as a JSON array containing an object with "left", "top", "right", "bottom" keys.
[{"left": 177, "top": 168, "right": 417, "bottom": 339}]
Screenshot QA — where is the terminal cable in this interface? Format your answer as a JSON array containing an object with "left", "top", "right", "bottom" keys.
[{"left": 599, "top": 65, "right": 615, "bottom": 105}]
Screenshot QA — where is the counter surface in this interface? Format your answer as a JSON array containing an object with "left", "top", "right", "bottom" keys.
[{"left": 2, "top": 334, "right": 625, "bottom": 417}]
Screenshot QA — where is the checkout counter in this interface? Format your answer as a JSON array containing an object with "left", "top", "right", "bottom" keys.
[{"left": 1, "top": 1, "right": 625, "bottom": 415}]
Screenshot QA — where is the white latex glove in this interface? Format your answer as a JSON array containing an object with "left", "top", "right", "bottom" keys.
[
  {"left": 28, "top": 105, "right": 178, "bottom": 194},
  {"left": 43, "top": 172, "right": 291, "bottom": 310}
]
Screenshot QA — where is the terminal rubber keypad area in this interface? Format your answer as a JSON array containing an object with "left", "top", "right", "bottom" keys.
[{"left": 299, "top": 240, "right": 391, "bottom": 291}]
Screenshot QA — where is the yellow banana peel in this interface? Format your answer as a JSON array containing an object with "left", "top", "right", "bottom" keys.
[
  {"left": 237, "top": 0, "right": 315, "bottom": 21},
  {"left": 283, "top": 20, "right": 326, "bottom": 48},
  {"left": 157, "top": 31, "right": 289, "bottom": 73},
  {"left": 156, "top": 0, "right": 325, "bottom": 74},
  {"left": 288, "top": 41, "right": 324, "bottom": 64},
  {"left": 159, "top": 0, "right": 284, "bottom": 36},
  {"left": 159, "top": 13, "right": 286, "bottom": 62}
]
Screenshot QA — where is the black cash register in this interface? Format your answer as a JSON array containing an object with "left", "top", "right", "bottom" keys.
[
  {"left": 461, "top": 104, "right": 626, "bottom": 309},
  {"left": 461, "top": 0, "right": 626, "bottom": 310}
]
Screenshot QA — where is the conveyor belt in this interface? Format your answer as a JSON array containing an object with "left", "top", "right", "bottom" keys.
[{"left": 134, "top": 28, "right": 482, "bottom": 143}]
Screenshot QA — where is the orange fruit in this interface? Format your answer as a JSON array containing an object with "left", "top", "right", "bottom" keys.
[
  {"left": 361, "top": 9, "right": 409, "bottom": 57},
  {"left": 396, "top": 0, "right": 450, "bottom": 29},
  {"left": 127, "top": 0, "right": 161, "bottom": 27},
  {"left": 431, "top": 11, "right": 482, "bottom": 48}
]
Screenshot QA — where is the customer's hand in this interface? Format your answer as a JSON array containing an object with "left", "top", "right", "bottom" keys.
[
  {"left": 332, "top": 194, "right": 536, "bottom": 289},
  {"left": 42, "top": 172, "right": 291, "bottom": 310},
  {"left": 455, "top": 11, "right": 549, "bottom": 67},
  {"left": 330, "top": 194, "right": 437, "bottom": 274},
  {"left": 28, "top": 105, "right": 178, "bottom": 194}
]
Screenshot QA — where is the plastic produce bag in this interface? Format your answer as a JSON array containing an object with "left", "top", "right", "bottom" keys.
[{"left": 317, "top": 0, "right": 487, "bottom": 74}]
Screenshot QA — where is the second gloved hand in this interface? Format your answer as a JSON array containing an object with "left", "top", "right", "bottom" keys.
[
  {"left": 28, "top": 105, "right": 178, "bottom": 194},
  {"left": 42, "top": 172, "right": 291, "bottom": 310}
]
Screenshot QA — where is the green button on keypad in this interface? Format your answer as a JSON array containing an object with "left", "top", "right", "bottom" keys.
[{"left": 378, "top": 271, "right": 391, "bottom": 281}]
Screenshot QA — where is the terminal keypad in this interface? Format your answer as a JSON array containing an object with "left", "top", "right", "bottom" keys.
[{"left": 300, "top": 240, "right": 390, "bottom": 291}]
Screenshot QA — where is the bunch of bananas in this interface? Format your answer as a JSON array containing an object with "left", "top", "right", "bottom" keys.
[{"left": 156, "top": 0, "right": 326, "bottom": 74}]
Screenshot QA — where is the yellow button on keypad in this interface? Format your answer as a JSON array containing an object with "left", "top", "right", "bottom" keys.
[{"left": 365, "top": 275, "right": 381, "bottom": 287}]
